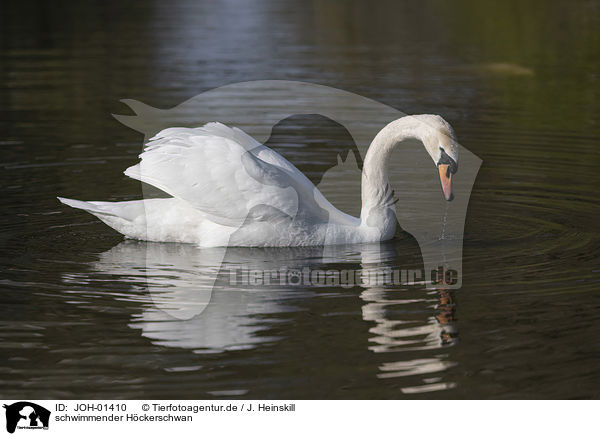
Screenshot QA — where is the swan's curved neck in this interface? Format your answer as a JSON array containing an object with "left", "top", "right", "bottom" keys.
[{"left": 360, "top": 117, "right": 428, "bottom": 237}]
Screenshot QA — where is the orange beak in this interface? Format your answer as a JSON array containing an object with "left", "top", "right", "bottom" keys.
[{"left": 438, "top": 164, "right": 453, "bottom": 201}]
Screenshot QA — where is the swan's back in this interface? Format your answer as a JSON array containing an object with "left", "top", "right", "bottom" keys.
[{"left": 60, "top": 123, "right": 359, "bottom": 246}]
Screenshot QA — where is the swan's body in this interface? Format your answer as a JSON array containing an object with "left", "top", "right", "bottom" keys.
[{"left": 59, "top": 115, "right": 458, "bottom": 247}]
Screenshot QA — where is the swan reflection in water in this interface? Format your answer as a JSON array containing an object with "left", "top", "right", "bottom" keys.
[
  {"left": 358, "top": 245, "right": 457, "bottom": 393},
  {"left": 84, "top": 239, "right": 457, "bottom": 393}
]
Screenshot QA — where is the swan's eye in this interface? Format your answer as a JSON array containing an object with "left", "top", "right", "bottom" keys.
[{"left": 437, "top": 148, "right": 457, "bottom": 175}]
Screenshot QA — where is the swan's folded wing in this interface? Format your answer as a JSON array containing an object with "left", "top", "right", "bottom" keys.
[{"left": 124, "top": 123, "right": 299, "bottom": 227}]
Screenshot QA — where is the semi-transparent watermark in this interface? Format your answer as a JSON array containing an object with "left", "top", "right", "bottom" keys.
[
  {"left": 98, "top": 80, "right": 482, "bottom": 321},
  {"left": 227, "top": 266, "right": 458, "bottom": 288}
]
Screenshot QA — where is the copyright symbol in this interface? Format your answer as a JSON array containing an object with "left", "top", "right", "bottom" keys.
[{"left": 142, "top": 404, "right": 150, "bottom": 411}]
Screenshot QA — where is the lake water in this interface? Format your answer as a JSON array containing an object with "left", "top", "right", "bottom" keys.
[{"left": 1, "top": 0, "right": 599, "bottom": 399}]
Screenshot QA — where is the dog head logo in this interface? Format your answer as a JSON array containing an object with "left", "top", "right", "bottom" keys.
[
  {"left": 62, "top": 81, "right": 481, "bottom": 322},
  {"left": 3, "top": 402, "right": 50, "bottom": 434}
]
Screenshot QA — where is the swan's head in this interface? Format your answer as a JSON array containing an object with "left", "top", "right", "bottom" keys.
[{"left": 413, "top": 115, "right": 459, "bottom": 201}]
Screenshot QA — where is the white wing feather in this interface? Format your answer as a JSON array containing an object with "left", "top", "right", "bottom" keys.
[
  {"left": 59, "top": 122, "right": 360, "bottom": 246},
  {"left": 124, "top": 123, "right": 316, "bottom": 228}
]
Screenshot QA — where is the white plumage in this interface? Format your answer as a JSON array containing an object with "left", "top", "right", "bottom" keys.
[{"left": 59, "top": 115, "right": 459, "bottom": 247}]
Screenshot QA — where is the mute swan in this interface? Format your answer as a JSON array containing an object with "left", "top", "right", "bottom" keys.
[{"left": 58, "top": 114, "right": 458, "bottom": 247}]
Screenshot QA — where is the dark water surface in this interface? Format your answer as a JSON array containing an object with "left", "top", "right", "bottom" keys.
[{"left": 1, "top": 0, "right": 599, "bottom": 399}]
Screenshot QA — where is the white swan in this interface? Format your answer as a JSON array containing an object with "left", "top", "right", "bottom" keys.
[{"left": 58, "top": 114, "right": 458, "bottom": 247}]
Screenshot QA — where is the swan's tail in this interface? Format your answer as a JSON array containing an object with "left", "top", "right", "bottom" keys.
[
  {"left": 57, "top": 197, "right": 147, "bottom": 238},
  {"left": 58, "top": 197, "right": 122, "bottom": 218}
]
